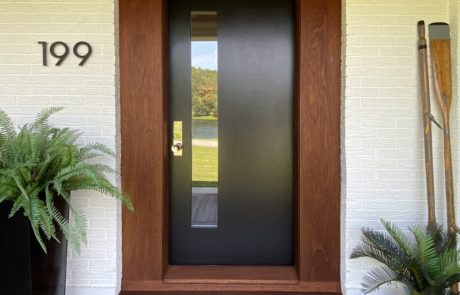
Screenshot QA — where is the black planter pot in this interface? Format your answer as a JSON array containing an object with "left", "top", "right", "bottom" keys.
[{"left": 0, "top": 198, "right": 69, "bottom": 295}]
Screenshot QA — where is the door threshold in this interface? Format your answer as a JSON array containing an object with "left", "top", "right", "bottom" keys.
[
  {"left": 121, "top": 279, "right": 341, "bottom": 293},
  {"left": 121, "top": 266, "right": 341, "bottom": 293},
  {"left": 164, "top": 265, "right": 299, "bottom": 285},
  {"left": 121, "top": 292, "right": 338, "bottom": 295}
]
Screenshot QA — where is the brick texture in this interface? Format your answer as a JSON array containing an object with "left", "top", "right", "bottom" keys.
[
  {"left": 344, "top": 0, "right": 459, "bottom": 293},
  {"left": 0, "top": 0, "right": 118, "bottom": 290}
]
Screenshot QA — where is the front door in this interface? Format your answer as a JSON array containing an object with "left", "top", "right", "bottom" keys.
[{"left": 169, "top": 0, "right": 294, "bottom": 265}]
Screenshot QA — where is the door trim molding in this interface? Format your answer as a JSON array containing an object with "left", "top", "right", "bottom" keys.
[{"left": 119, "top": 0, "right": 341, "bottom": 293}]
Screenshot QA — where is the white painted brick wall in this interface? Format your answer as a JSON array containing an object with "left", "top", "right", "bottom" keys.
[
  {"left": 0, "top": 0, "right": 118, "bottom": 293},
  {"left": 344, "top": 0, "right": 459, "bottom": 294}
]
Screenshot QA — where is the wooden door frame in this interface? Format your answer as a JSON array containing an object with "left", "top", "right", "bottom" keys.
[{"left": 119, "top": 0, "right": 341, "bottom": 294}]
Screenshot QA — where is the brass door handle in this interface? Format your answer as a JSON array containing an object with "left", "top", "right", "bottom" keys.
[
  {"left": 171, "top": 142, "right": 183, "bottom": 154},
  {"left": 172, "top": 121, "right": 183, "bottom": 156}
]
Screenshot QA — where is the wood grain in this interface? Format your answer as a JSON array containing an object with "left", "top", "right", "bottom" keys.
[
  {"left": 164, "top": 266, "right": 298, "bottom": 285},
  {"left": 121, "top": 280, "right": 341, "bottom": 293},
  {"left": 430, "top": 38, "right": 456, "bottom": 238},
  {"left": 120, "top": 0, "right": 168, "bottom": 282},
  {"left": 297, "top": 0, "right": 342, "bottom": 282},
  {"left": 121, "top": 292, "right": 341, "bottom": 295},
  {"left": 417, "top": 21, "right": 437, "bottom": 231},
  {"left": 429, "top": 24, "right": 457, "bottom": 294},
  {"left": 120, "top": 0, "right": 342, "bottom": 293},
  {"left": 431, "top": 40, "right": 453, "bottom": 112}
]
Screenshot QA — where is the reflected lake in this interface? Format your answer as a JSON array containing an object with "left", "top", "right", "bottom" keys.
[{"left": 192, "top": 118, "right": 218, "bottom": 141}]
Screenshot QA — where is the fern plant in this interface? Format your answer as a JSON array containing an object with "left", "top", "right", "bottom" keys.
[
  {"left": 0, "top": 107, "right": 133, "bottom": 253},
  {"left": 351, "top": 220, "right": 460, "bottom": 295}
]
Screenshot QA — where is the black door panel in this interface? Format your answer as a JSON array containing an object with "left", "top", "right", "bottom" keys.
[{"left": 169, "top": 0, "right": 294, "bottom": 265}]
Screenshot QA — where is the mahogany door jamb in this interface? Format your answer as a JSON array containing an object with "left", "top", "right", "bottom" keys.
[{"left": 120, "top": 0, "right": 341, "bottom": 293}]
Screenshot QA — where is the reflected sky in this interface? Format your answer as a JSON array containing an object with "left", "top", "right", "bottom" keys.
[{"left": 192, "top": 41, "right": 218, "bottom": 70}]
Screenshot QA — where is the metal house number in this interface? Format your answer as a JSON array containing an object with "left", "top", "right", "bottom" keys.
[{"left": 38, "top": 41, "right": 92, "bottom": 66}]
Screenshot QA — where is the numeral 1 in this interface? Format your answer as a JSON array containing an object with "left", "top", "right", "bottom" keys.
[{"left": 38, "top": 41, "right": 48, "bottom": 66}]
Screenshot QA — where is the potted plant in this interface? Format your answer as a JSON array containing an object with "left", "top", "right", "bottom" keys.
[
  {"left": 0, "top": 107, "right": 133, "bottom": 295},
  {"left": 351, "top": 220, "right": 460, "bottom": 294}
]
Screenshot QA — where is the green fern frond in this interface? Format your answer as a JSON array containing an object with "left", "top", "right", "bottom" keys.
[
  {"left": 0, "top": 176, "right": 19, "bottom": 202},
  {"left": 32, "top": 107, "right": 64, "bottom": 128},
  {"left": 53, "top": 163, "right": 99, "bottom": 193},
  {"left": 46, "top": 190, "right": 82, "bottom": 252},
  {"left": 8, "top": 194, "right": 25, "bottom": 218},
  {"left": 27, "top": 195, "right": 48, "bottom": 253},
  {"left": 0, "top": 107, "right": 133, "bottom": 253},
  {"left": 68, "top": 206, "right": 88, "bottom": 245},
  {"left": 78, "top": 142, "right": 115, "bottom": 158},
  {"left": 6, "top": 170, "right": 30, "bottom": 202},
  {"left": 52, "top": 127, "right": 82, "bottom": 143},
  {"left": 35, "top": 154, "right": 58, "bottom": 182},
  {"left": 62, "top": 177, "right": 133, "bottom": 212},
  {"left": 0, "top": 109, "right": 16, "bottom": 139},
  {"left": 87, "top": 163, "right": 117, "bottom": 177},
  {"left": 39, "top": 207, "right": 57, "bottom": 241},
  {"left": 51, "top": 204, "right": 80, "bottom": 252}
]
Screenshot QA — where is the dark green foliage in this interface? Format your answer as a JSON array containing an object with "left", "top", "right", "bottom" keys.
[
  {"left": 351, "top": 220, "right": 460, "bottom": 294},
  {"left": 0, "top": 107, "right": 133, "bottom": 253},
  {"left": 192, "top": 67, "right": 218, "bottom": 117}
]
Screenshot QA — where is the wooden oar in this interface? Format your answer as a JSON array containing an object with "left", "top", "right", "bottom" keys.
[
  {"left": 429, "top": 22, "right": 457, "bottom": 244},
  {"left": 430, "top": 22, "right": 457, "bottom": 294},
  {"left": 417, "top": 21, "right": 437, "bottom": 233}
]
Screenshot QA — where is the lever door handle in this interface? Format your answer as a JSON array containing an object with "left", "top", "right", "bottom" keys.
[{"left": 171, "top": 143, "right": 183, "bottom": 154}]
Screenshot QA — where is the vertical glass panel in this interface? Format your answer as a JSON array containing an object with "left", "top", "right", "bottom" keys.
[{"left": 191, "top": 12, "right": 218, "bottom": 228}]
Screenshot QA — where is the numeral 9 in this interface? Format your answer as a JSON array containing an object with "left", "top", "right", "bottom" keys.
[
  {"left": 38, "top": 41, "right": 93, "bottom": 66},
  {"left": 73, "top": 42, "right": 92, "bottom": 66},
  {"left": 50, "top": 42, "right": 70, "bottom": 66}
]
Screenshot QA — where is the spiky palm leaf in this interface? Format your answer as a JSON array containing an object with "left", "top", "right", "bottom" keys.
[
  {"left": 351, "top": 220, "right": 460, "bottom": 294},
  {"left": 351, "top": 226, "right": 409, "bottom": 271},
  {"left": 0, "top": 107, "right": 133, "bottom": 253},
  {"left": 361, "top": 266, "right": 402, "bottom": 294}
]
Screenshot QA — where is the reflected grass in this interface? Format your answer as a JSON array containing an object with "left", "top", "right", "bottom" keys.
[{"left": 192, "top": 145, "right": 218, "bottom": 187}]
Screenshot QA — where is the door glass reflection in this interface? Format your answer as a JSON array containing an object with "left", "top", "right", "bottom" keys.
[{"left": 191, "top": 12, "right": 218, "bottom": 228}]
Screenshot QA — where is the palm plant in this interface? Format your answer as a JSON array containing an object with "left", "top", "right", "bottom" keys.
[
  {"left": 0, "top": 107, "right": 133, "bottom": 253},
  {"left": 351, "top": 220, "right": 460, "bottom": 295}
]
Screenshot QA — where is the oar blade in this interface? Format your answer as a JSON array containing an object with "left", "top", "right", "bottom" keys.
[{"left": 429, "top": 22, "right": 453, "bottom": 112}]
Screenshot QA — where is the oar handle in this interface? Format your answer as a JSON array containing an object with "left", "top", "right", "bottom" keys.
[
  {"left": 442, "top": 121, "right": 456, "bottom": 235},
  {"left": 417, "top": 20, "right": 426, "bottom": 40}
]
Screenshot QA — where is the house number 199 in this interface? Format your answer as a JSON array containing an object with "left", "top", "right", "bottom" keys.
[{"left": 38, "top": 41, "right": 92, "bottom": 67}]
